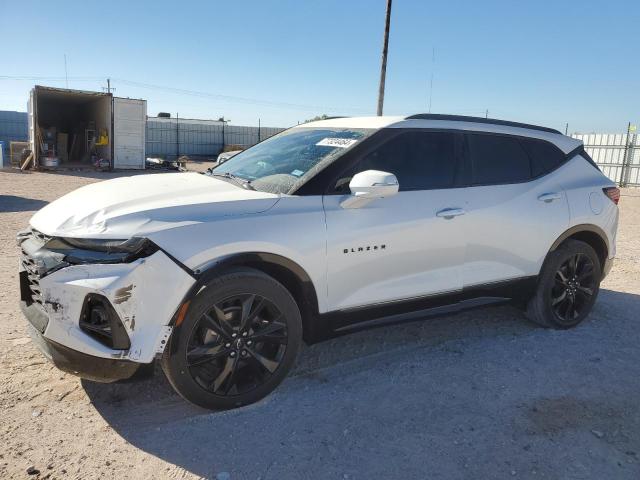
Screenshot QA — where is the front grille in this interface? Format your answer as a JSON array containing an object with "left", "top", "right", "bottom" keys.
[
  {"left": 21, "top": 253, "right": 43, "bottom": 306},
  {"left": 19, "top": 229, "right": 50, "bottom": 307}
]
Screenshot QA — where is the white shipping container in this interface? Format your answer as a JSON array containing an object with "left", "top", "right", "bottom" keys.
[
  {"left": 113, "top": 97, "right": 146, "bottom": 169},
  {"left": 28, "top": 86, "right": 146, "bottom": 170}
]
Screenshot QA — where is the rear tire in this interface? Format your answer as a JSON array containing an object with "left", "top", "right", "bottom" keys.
[
  {"left": 162, "top": 268, "right": 302, "bottom": 410},
  {"left": 526, "top": 240, "right": 601, "bottom": 329}
]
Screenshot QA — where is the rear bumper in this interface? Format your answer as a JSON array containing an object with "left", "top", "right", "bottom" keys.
[{"left": 23, "top": 303, "right": 140, "bottom": 383}]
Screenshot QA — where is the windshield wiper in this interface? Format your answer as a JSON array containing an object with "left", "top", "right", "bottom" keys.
[{"left": 210, "top": 172, "right": 255, "bottom": 190}]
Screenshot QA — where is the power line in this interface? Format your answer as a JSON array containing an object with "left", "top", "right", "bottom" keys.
[
  {"left": 0, "top": 75, "right": 370, "bottom": 114},
  {"left": 110, "top": 78, "right": 369, "bottom": 114}
]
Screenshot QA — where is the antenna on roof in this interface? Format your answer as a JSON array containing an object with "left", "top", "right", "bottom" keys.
[
  {"left": 64, "top": 54, "right": 68, "bottom": 89},
  {"left": 428, "top": 47, "right": 435, "bottom": 113}
]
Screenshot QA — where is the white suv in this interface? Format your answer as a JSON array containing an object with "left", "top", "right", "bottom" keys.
[{"left": 18, "top": 114, "right": 619, "bottom": 409}]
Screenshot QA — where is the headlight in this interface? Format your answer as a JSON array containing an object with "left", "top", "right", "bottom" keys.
[
  {"left": 44, "top": 237, "right": 157, "bottom": 264},
  {"left": 57, "top": 237, "right": 149, "bottom": 253}
]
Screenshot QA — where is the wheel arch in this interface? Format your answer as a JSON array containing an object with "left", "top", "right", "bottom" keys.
[
  {"left": 172, "top": 252, "right": 323, "bottom": 344},
  {"left": 549, "top": 224, "right": 609, "bottom": 270}
]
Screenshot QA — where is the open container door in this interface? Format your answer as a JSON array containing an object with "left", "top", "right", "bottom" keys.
[
  {"left": 27, "top": 88, "right": 37, "bottom": 167},
  {"left": 113, "top": 97, "right": 146, "bottom": 169}
]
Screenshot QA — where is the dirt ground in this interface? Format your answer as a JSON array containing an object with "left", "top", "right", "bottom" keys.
[{"left": 1, "top": 169, "right": 639, "bottom": 480}]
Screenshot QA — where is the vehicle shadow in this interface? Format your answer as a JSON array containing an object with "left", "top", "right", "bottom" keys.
[
  {"left": 0, "top": 195, "right": 48, "bottom": 213},
  {"left": 83, "top": 288, "right": 640, "bottom": 479}
]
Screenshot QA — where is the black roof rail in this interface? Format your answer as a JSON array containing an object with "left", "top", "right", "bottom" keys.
[{"left": 405, "top": 114, "right": 562, "bottom": 135}]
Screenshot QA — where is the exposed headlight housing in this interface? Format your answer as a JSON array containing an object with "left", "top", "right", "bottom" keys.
[{"left": 44, "top": 237, "right": 158, "bottom": 265}]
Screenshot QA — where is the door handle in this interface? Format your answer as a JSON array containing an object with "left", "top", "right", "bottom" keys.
[
  {"left": 538, "top": 192, "right": 562, "bottom": 203},
  {"left": 436, "top": 208, "right": 466, "bottom": 219}
]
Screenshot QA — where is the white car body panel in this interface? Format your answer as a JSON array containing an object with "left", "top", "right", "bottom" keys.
[
  {"left": 30, "top": 172, "right": 280, "bottom": 238},
  {"left": 561, "top": 155, "right": 618, "bottom": 259},
  {"left": 36, "top": 251, "right": 194, "bottom": 363},
  {"left": 323, "top": 189, "right": 465, "bottom": 310},
  {"left": 461, "top": 164, "right": 571, "bottom": 286},
  {"left": 147, "top": 196, "right": 329, "bottom": 312},
  {"left": 20, "top": 115, "right": 619, "bottom": 368}
]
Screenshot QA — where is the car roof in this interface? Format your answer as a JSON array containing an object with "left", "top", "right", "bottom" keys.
[{"left": 299, "top": 114, "right": 582, "bottom": 154}]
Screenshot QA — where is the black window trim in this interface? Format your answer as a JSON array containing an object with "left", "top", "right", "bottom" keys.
[
  {"left": 462, "top": 130, "right": 573, "bottom": 187},
  {"left": 316, "top": 128, "right": 467, "bottom": 195},
  {"left": 292, "top": 127, "right": 580, "bottom": 195},
  {"left": 325, "top": 128, "right": 466, "bottom": 194}
]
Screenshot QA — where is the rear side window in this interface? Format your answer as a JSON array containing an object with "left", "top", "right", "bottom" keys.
[
  {"left": 519, "top": 138, "right": 566, "bottom": 177},
  {"left": 353, "top": 131, "right": 459, "bottom": 191},
  {"left": 467, "top": 134, "right": 531, "bottom": 185}
]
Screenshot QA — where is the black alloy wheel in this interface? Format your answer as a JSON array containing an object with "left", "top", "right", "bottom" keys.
[
  {"left": 186, "top": 293, "right": 288, "bottom": 396},
  {"left": 526, "top": 239, "right": 602, "bottom": 329},
  {"left": 162, "top": 268, "right": 302, "bottom": 410},
  {"left": 550, "top": 253, "right": 597, "bottom": 325}
]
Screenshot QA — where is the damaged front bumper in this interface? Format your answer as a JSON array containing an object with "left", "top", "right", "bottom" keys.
[
  {"left": 25, "top": 320, "right": 140, "bottom": 382},
  {"left": 18, "top": 230, "right": 196, "bottom": 381}
]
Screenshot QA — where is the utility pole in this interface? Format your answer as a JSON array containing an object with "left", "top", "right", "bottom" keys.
[
  {"left": 219, "top": 116, "right": 229, "bottom": 152},
  {"left": 485, "top": 109, "right": 489, "bottom": 119},
  {"left": 258, "top": 118, "right": 261, "bottom": 142},
  {"left": 376, "top": 0, "right": 393, "bottom": 116},
  {"left": 176, "top": 113, "right": 179, "bottom": 159},
  {"left": 565, "top": 123, "right": 569, "bottom": 135},
  {"left": 102, "top": 78, "right": 115, "bottom": 94}
]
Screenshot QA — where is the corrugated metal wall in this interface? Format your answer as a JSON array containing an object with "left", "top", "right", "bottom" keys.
[
  {"left": 0, "top": 111, "right": 28, "bottom": 159},
  {"left": 0, "top": 110, "right": 285, "bottom": 163},
  {"left": 572, "top": 133, "right": 640, "bottom": 186},
  {"left": 224, "top": 125, "right": 284, "bottom": 150},
  {"left": 9, "top": 108, "right": 638, "bottom": 182},
  {"left": 145, "top": 117, "right": 285, "bottom": 159},
  {"left": 146, "top": 118, "right": 224, "bottom": 158}
]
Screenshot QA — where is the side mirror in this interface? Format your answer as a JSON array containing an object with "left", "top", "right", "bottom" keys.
[{"left": 340, "top": 170, "right": 399, "bottom": 209}]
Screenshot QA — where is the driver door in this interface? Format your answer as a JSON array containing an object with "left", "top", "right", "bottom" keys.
[{"left": 322, "top": 130, "right": 467, "bottom": 316}]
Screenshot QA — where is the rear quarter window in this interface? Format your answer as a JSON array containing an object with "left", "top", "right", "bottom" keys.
[{"left": 519, "top": 138, "right": 566, "bottom": 177}]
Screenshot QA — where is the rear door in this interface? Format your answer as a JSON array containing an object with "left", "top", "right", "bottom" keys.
[
  {"left": 113, "top": 98, "right": 146, "bottom": 169},
  {"left": 323, "top": 130, "right": 467, "bottom": 313},
  {"left": 461, "top": 133, "right": 570, "bottom": 287}
]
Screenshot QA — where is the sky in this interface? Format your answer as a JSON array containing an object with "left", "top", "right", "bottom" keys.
[{"left": 1, "top": 0, "right": 638, "bottom": 132}]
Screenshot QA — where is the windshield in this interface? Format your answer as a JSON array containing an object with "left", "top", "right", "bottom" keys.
[{"left": 209, "top": 127, "right": 374, "bottom": 194}]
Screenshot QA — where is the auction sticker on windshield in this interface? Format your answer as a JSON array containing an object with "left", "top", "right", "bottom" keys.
[{"left": 316, "top": 138, "right": 358, "bottom": 148}]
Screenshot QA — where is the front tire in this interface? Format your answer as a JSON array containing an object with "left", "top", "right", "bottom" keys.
[
  {"left": 162, "top": 268, "right": 302, "bottom": 410},
  {"left": 527, "top": 240, "right": 602, "bottom": 329}
]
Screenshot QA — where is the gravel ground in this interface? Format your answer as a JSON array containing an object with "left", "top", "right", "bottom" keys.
[{"left": 1, "top": 169, "right": 639, "bottom": 480}]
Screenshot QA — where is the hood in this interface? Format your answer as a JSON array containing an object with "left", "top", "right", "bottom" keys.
[{"left": 30, "top": 172, "right": 280, "bottom": 238}]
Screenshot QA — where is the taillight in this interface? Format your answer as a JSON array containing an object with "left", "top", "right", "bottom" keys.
[{"left": 603, "top": 187, "right": 620, "bottom": 205}]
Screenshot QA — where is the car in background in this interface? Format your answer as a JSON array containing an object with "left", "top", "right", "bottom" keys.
[{"left": 216, "top": 150, "right": 242, "bottom": 166}]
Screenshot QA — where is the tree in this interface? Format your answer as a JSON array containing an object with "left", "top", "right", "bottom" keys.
[{"left": 304, "top": 114, "right": 329, "bottom": 123}]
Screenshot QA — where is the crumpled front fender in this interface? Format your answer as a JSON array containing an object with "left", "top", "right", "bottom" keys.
[{"left": 38, "top": 251, "right": 195, "bottom": 363}]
